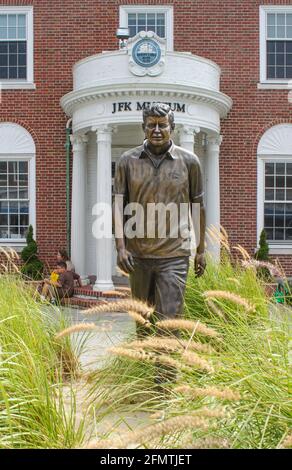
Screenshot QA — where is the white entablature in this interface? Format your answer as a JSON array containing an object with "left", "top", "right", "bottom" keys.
[{"left": 60, "top": 32, "right": 232, "bottom": 134}]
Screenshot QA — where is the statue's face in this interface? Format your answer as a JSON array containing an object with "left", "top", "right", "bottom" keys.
[{"left": 143, "top": 115, "right": 173, "bottom": 148}]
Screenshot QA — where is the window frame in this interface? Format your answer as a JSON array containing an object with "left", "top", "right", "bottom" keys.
[
  {"left": 119, "top": 4, "right": 173, "bottom": 51},
  {"left": 0, "top": 5, "right": 34, "bottom": 90},
  {"left": 0, "top": 154, "right": 35, "bottom": 247},
  {"left": 258, "top": 154, "right": 292, "bottom": 254},
  {"left": 259, "top": 5, "right": 292, "bottom": 88}
]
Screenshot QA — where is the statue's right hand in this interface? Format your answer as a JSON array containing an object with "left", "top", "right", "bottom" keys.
[{"left": 117, "top": 248, "right": 135, "bottom": 274}]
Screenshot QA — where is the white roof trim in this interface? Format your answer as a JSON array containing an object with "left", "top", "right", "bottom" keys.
[
  {"left": 258, "top": 124, "right": 292, "bottom": 156},
  {"left": 0, "top": 123, "right": 35, "bottom": 154}
]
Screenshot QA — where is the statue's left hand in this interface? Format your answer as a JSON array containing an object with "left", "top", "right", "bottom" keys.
[{"left": 194, "top": 252, "right": 206, "bottom": 278}]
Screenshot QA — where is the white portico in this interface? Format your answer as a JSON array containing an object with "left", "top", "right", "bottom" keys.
[{"left": 61, "top": 32, "right": 232, "bottom": 291}]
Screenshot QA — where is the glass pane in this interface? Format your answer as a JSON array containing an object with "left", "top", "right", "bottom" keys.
[
  {"left": 267, "top": 13, "right": 276, "bottom": 26},
  {"left": 0, "top": 15, "right": 7, "bottom": 27},
  {"left": 20, "top": 214, "right": 28, "bottom": 225},
  {"left": 8, "top": 174, "right": 18, "bottom": 186},
  {"left": 18, "top": 188, "right": 28, "bottom": 199},
  {"left": 276, "top": 176, "right": 285, "bottom": 187},
  {"left": 8, "top": 27, "right": 17, "bottom": 39},
  {"left": 275, "top": 215, "right": 284, "bottom": 227},
  {"left": 285, "top": 228, "right": 292, "bottom": 240},
  {"left": 276, "top": 41, "right": 285, "bottom": 53},
  {"left": 9, "top": 214, "right": 18, "bottom": 225},
  {"left": 0, "top": 214, "right": 8, "bottom": 225},
  {"left": 275, "top": 228, "right": 284, "bottom": 240},
  {"left": 0, "top": 67, "right": 8, "bottom": 79},
  {"left": 19, "top": 161, "right": 28, "bottom": 173},
  {"left": 267, "top": 54, "right": 275, "bottom": 66},
  {"left": 0, "top": 176, "right": 7, "bottom": 187},
  {"left": 18, "top": 42, "right": 26, "bottom": 53},
  {"left": 0, "top": 162, "right": 7, "bottom": 173},
  {"left": 287, "top": 163, "right": 292, "bottom": 175},
  {"left": 0, "top": 55, "right": 8, "bottom": 67},
  {"left": 0, "top": 28, "right": 7, "bottom": 40},
  {"left": 286, "top": 189, "right": 292, "bottom": 200},
  {"left": 129, "top": 26, "right": 136, "bottom": 37},
  {"left": 18, "top": 14, "right": 26, "bottom": 27},
  {"left": 8, "top": 67, "right": 17, "bottom": 79},
  {"left": 276, "top": 54, "right": 284, "bottom": 66},
  {"left": 267, "top": 41, "right": 276, "bottom": 53},
  {"left": 287, "top": 54, "right": 292, "bottom": 66},
  {"left": 19, "top": 226, "right": 28, "bottom": 238},
  {"left": 8, "top": 15, "right": 16, "bottom": 27},
  {"left": 264, "top": 214, "right": 274, "bottom": 227},
  {"left": 286, "top": 176, "right": 292, "bottom": 188},
  {"left": 277, "top": 14, "right": 285, "bottom": 25},
  {"left": 19, "top": 174, "right": 28, "bottom": 185},
  {"left": 0, "top": 201, "right": 8, "bottom": 213},
  {"left": 156, "top": 26, "right": 165, "bottom": 38},
  {"left": 9, "top": 42, "right": 17, "bottom": 53},
  {"left": 267, "top": 66, "right": 276, "bottom": 79},
  {"left": 18, "top": 67, "right": 26, "bottom": 79},
  {"left": 19, "top": 202, "right": 29, "bottom": 213},
  {"left": 286, "top": 26, "right": 292, "bottom": 38},
  {"left": 265, "top": 175, "right": 274, "bottom": 187},
  {"left": 268, "top": 25, "right": 276, "bottom": 38},
  {"left": 265, "top": 189, "right": 274, "bottom": 200},
  {"left": 286, "top": 66, "right": 292, "bottom": 78},
  {"left": 10, "top": 226, "right": 19, "bottom": 238},
  {"left": 276, "top": 189, "right": 285, "bottom": 200},
  {"left": 8, "top": 188, "right": 18, "bottom": 199},
  {"left": 157, "top": 14, "right": 165, "bottom": 24},
  {"left": 0, "top": 187, "right": 7, "bottom": 199},
  {"left": 18, "top": 54, "right": 26, "bottom": 66},
  {"left": 265, "top": 162, "right": 274, "bottom": 174},
  {"left": 18, "top": 27, "right": 26, "bottom": 40},
  {"left": 0, "top": 42, "right": 8, "bottom": 53},
  {"left": 276, "top": 66, "right": 285, "bottom": 78},
  {"left": 0, "top": 227, "right": 9, "bottom": 238},
  {"left": 277, "top": 25, "right": 285, "bottom": 39},
  {"left": 9, "top": 202, "right": 18, "bottom": 213},
  {"left": 276, "top": 163, "right": 285, "bottom": 174},
  {"left": 265, "top": 228, "right": 274, "bottom": 240},
  {"left": 137, "top": 13, "right": 146, "bottom": 25},
  {"left": 9, "top": 54, "right": 17, "bottom": 66}
]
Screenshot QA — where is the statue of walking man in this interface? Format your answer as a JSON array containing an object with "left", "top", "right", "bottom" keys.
[{"left": 113, "top": 102, "right": 206, "bottom": 341}]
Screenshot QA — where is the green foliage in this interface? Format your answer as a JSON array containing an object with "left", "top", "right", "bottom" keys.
[
  {"left": 0, "top": 276, "right": 85, "bottom": 448},
  {"left": 20, "top": 225, "right": 44, "bottom": 279},
  {"left": 255, "top": 229, "right": 269, "bottom": 261}
]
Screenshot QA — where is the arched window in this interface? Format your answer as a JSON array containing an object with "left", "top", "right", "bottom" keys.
[
  {"left": 257, "top": 123, "right": 292, "bottom": 252},
  {"left": 0, "top": 122, "right": 36, "bottom": 245}
]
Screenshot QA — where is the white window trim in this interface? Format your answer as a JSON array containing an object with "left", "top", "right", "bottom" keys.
[
  {"left": 257, "top": 154, "right": 292, "bottom": 254},
  {"left": 0, "top": 5, "right": 34, "bottom": 90},
  {"left": 0, "top": 153, "right": 36, "bottom": 247},
  {"left": 119, "top": 4, "right": 173, "bottom": 51}
]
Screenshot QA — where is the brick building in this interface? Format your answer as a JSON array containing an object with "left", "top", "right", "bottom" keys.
[{"left": 0, "top": 0, "right": 292, "bottom": 288}]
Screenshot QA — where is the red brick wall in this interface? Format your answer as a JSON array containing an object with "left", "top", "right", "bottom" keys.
[{"left": 0, "top": 1, "right": 292, "bottom": 273}]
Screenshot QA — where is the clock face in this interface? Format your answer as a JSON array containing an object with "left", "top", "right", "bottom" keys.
[{"left": 132, "top": 39, "right": 161, "bottom": 68}]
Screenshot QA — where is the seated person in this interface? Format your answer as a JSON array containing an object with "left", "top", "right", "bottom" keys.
[
  {"left": 57, "top": 249, "right": 75, "bottom": 272},
  {"left": 41, "top": 261, "right": 81, "bottom": 303}
]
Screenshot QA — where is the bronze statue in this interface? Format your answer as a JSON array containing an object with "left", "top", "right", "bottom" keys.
[{"left": 113, "top": 103, "right": 206, "bottom": 332}]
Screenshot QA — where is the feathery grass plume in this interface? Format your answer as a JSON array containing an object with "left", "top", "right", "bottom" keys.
[
  {"left": 102, "top": 290, "right": 127, "bottom": 298},
  {"left": 109, "top": 347, "right": 182, "bottom": 370},
  {"left": 156, "top": 319, "right": 220, "bottom": 338},
  {"left": 207, "top": 225, "right": 230, "bottom": 252},
  {"left": 181, "top": 351, "right": 214, "bottom": 373},
  {"left": 226, "top": 277, "right": 241, "bottom": 287},
  {"left": 0, "top": 246, "right": 11, "bottom": 260},
  {"left": 85, "top": 415, "right": 211, "bottom": 449},
  {"left": 83, "top": 298, "right": 154, "bottom": 319},
  {"left": 233, "top": 244, "right": 251, "bottom": 261},
  {"left": 205, "top": 298, "right": 226, "bottom": 320},
  {"left": 174, "top": 385, "right": 240, "bottom": 401},
  {"left": 127, "top": 310, "right": 151, "bottom": 327},
  {"left": 241, "top": 259, "right": 283, "bottom": 278},
  {"left": 203, "top": 290, "right": 256, "bottom": 313},
  {"left": 1, "top": 263, "right": 8, "bottom": 272},
  {"left": 55, "top": 322, "right": 112, "bottom": 340},
  {"left": 116, "top": 266, "right": 130, "bottom": 278},
  {"left": 181, "top": 437, "right": 230, "bottom": 449},
  {"left": 125, "top": 337, "right": 214, "bottom": 354},
  {"left": 281, "top": 435, "right": 292, "bottom": 449}
]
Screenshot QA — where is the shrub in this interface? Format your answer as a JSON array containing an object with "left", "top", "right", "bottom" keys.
[{"left": 20, "top": 225, "right": 44, "bottom": 279}]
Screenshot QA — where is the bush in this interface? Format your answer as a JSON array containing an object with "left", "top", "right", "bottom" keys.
[{"left": 20, "top": 225, "right": 44, "bottom": 279}]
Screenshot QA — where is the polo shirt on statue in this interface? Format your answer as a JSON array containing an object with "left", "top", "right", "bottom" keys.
[{"left": 113, "top": 140, "right": 204, "bottom": 259}]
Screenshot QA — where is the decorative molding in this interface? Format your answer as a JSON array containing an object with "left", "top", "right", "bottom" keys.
[
  {"left": 258, "top": 124, "right": 292, "bottom": 155},
  {"left": 127, "top": 31, "right": 166, "bottom": 77},
  {"left": 70, "top": 133, "right": 88, "bottom": 150},
  {"left": 0, "top": 122, "right": 36, "bottom": 154},
  {"left": 207, "top": 134, "right": 223, "bottom": 147}
]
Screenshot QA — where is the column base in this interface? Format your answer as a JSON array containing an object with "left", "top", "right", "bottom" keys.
[{"left": 93, "top": 280, "right": 115, "bottom": 292}]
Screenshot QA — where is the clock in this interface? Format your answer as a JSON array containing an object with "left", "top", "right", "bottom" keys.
[{"left": 132, "top": 38, "right": 162, "bottom": 68}]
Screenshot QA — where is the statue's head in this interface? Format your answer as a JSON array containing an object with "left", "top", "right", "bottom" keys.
[{"left": 142, "top": 103, "right": 175, "bottom": 148}]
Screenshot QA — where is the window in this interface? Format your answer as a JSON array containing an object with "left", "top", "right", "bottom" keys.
[
  {"left": 0, "top": 123, "right": 36, "bottom": 245},
  {"left": 264, "top": 162, "right": 292, "bottom": 242},
  {"left": 0, "top": 6, "right": 34, "bottom": 89},
  {"left": 257, "top": 124, "right": 292, "bottom": 252},
  {"left": 0, "top": 161, "right": 29, "bottom": 239},
  {"left": 119, "top": 5, "right": 173, "bottom": 51}
]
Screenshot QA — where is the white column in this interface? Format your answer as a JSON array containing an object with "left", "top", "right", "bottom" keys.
[
  {"left": 93, "top": 125, "right": 114, "bottom": 292},
  {"left": 206, "top": 134, "right": 222, "bottom": 262},
  {"left": 179, "top": 125, "right": 200, "bottom": 152},
  {"left": 179, "top": 126, "right": 201, "bottom": 255},
  {"left": 71, "top": 133, "right": 88, "bottom": 278}
]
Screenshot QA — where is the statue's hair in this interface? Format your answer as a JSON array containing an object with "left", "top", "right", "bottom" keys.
[{"left": 142, "top": 102, "right": 175, "bottom": 129}]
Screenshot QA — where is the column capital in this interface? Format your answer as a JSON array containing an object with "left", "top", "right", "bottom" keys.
[
  {"left": 207, "top": 134, "right": 223, "bottom": 148},
  {"left": 179, "top": 125, "right": 201, "bottom": 137},
  {"left": 70, "top": 133, "right": 88, "bottom": 151},
  {"left": 92, "top": 125, "right": 117, "bottom": 142}
]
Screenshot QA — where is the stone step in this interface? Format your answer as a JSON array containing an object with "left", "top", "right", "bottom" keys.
[{"left": 74, "top": 286, "right": 131, "bottom": 299}]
